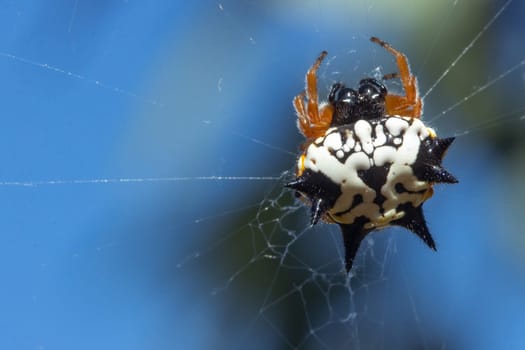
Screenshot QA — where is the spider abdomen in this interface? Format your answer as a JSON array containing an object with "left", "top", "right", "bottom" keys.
[{"left": 289, "top": 116, "right": 457, "bottom": 232}]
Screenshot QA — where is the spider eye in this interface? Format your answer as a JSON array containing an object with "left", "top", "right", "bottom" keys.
[
  {"left": 328, "top": 83, "right": 343, "bottom": 102},
  {"left": 358, "top": 84, "right": 380, "bottom": 99},
  {"left": 358, "top": 78, "right": 387, "bottom": 101},
  {"left": 337, "top": 88, "right": 358, "bottom": 104}
]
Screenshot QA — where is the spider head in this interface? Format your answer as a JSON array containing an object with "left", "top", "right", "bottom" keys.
[{"left": 329, "top": 78, "right": 387, "bottom": 127}]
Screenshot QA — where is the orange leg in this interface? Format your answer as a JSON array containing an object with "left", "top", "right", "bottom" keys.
[
  {"left": 371, "top": 37, "right": 423, "bottom": 118},
  {"left": 293, "top": 92, "right": 308, "bottom": 133},
  {"left": 294, "top": 51, "right": 333, "bottom": 139},
  {"left": 305, "top": 51, "right": 327, "bottom": 124},
  {"left": 384, "top": 94, "right": 422, "bottom": 118}
]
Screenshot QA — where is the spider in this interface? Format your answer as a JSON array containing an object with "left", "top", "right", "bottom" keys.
[{"left": 286, "top": 37, "right": 457, "bottom": 273}]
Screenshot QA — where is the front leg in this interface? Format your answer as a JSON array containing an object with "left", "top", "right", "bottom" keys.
[{"left": 294, "top": 51, "right": 333, "bottom": 139}]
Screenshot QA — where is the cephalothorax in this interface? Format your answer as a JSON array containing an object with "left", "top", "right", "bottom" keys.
[{"left": 287, "top": 37, "right": 457, "bottom": 273}]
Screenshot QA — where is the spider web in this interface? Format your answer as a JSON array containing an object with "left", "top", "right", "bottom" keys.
[{"left": 0, "top": 0, "right": 524, "bottom": 349}]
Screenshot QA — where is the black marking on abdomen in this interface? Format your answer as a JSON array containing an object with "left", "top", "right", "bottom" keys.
[
  {"left": 334, "top": 194, "right": 364, "bottom": 217},
  {"left": 357, "top": 164, "right": 391, "bottom": 209}
]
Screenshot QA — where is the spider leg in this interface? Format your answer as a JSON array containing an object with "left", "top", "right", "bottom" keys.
[
  {"left": 371, "top": 37, "right": 423, "bottom": 118},
  {"left": 306, "top": 51, "right": 328, "bottom": 124},
  {"left": 293, "top": 91, "right": 309, "bottom": 133},
  {"left": 383, "top": 72, "right": 400, "bottom": 80},
  {"left": 294, "top": 51, "right": 333, "bottom": 139},
  {"left": 371, "top": 37, "right": 413, "bottom": 97},
  {"left": 382, "top": 94, "right": 421, "bottom": 118}
]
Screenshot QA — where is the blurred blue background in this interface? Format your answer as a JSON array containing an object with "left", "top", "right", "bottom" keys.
[{"left": 0, "top": 0, "right": 524, "bottom": 349}]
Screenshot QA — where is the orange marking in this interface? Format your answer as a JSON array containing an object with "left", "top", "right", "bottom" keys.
[{"left": 297, "top": 154, "right": 306, "bottom": 176}]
